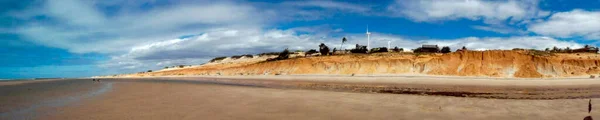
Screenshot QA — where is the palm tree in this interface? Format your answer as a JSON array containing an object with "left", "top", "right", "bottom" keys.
[{"left": 340, "top": 37, "right": 347, "bottom": 51}]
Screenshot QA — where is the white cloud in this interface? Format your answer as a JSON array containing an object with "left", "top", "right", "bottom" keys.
[
  {"left": 12, "top": 0, "right": 369, "bottom": 55},
  {"left": 6, "top": 0, "right": 587, "bottom": 75},
  {"left": 385, "top": 0, "right": 551, "bottom": 35},
  {"left": 259, "top": 0, "right": 372, "bottom": 21},
  {"left": 101, "top": 28, "right": 584, "bottom": 72},
  {"left": 388, "top": 0, "right": 547, "bottom": 25},
  {"left": 45, "top": 0, "right": 107, "bottom": 27},
  {"left": 14, "top": 1, "right": 262, "bottom": 54},
  {"left": 281, "top": 1, "right": 370, "bottom": 13},
  {"left": 528, "top": 9, "right": 600, "bottom": 39},
  {"left": 99, "top": 28, "right": 332, "bottom": 70},
  {"left": 472, "top": 25, "right": 527, "bottom": 34},
  {"left": 9, "top": 0, "right": 371, "bottom": 74}
]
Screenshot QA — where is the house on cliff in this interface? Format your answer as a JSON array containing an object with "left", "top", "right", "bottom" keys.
[{"left": 414, "top": 45, "right": 440, "bottom": 53}]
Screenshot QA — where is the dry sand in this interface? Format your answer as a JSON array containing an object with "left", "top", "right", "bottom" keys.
[{"left": 2, "top": 77, "right": 600, "bottom": 120}]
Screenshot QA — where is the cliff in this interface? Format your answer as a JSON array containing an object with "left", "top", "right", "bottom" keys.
[{"left": 120, "top": 50, "right": 600, "bottom": 78}]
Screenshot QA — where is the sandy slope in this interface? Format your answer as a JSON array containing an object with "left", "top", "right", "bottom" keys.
[{"left": 114, "top": 50, "right": 600, "bottom": 78}]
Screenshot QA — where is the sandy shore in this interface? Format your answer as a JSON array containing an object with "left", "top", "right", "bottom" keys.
[
  {"left": 2, "top": 76, "right": 600, "bottom": 119},
  {"left": 115, "top": 75, "right": 600, "bottom": 99},
  {"left": 0, "top": 79, "right": 67, "bottom": 86}
]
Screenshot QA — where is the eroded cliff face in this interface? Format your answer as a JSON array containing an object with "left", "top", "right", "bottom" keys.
[{"left": 134, "top": 50, "right": 600, "bottom": 78}]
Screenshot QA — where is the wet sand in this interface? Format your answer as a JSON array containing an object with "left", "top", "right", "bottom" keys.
[
  {"left": 0, "top": 79, "right": 109, "bottom": 119},
  {"left": 2, "top": 77, "right": 600, "bottom": 119},
  {"left": 135, "top": 76, "right": 600, "bottom": 99}
]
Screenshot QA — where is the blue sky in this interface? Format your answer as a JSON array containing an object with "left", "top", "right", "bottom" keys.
[{"left": 1, "top": 0, "right": 600, "bottom": 79}]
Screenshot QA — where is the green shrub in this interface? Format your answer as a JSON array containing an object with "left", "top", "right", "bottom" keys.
[
  {"left": 392, "top": 47, "right": 403, "bottom": 52},
  {"left": 259, "top": 52, "right": 280, "bottom": 56},
  {"left": 369, "top": 47, "right": 388, "bottom": 53},
  {"left": 210, "top": 56, "right": 227, "bottom": 62},
  {"left": 306, "top": 49, "right": 318, "bottom": 55},
  {"left": 267, "top": 48, "right": 290, "bottom": 61},
  {"left": 441, "top": 46, "right": 451, "bottom": 53},
  {"left": 351, "top": 44, "right": 368, "bottom": 53},
  {"left": 231, "top": 55, "right": 243, "bottom": 59},
  {"left": 242, "top": 54, "right": 253, "bottom": 58}
]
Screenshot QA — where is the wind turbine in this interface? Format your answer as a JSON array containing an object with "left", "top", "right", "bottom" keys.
[
  {"left": 366, "top": 25, "right": 371, "bottom": 50},
  {"left": 380, "top": 39, "right": 392, "bottom": 49}
]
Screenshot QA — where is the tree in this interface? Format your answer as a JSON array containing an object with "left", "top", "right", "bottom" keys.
[
  {"left": 277, "top": 48, "right": 290, "bottom": 60},
  {"left": 370, "top": 47, "right": 388, "bottom": 53},
  {"left": 441, "top": 46, "right": 451, "bottom": 53},
  {"left": 319, "top": 43, "right": 330, "bottom": 55},
  {"left": 332, "top": 48, "right": 337, "bottom": 55},
  {"left": 266, "top": 48, "right": 291, "bottom": 61},
  {"left": 306, "top": 49, "right": 318, "bottom": 55},
  {"left": 392, "top": 46, "right": 400, "bottom": 52},
  {"left": 210, "top": 56, "right": 227, "bottom": 62},
  {"left": 340, "top": 37, "right": 347, "bottom": 51},
  {"left": 147, "top": 70, "right": 153, "bottom": 72},
  {"left": 351, "top": 44, "right": 368, "bottom": 53}
]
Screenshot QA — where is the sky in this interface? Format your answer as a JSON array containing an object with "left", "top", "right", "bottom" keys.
[{"left": 1, "top": 0, "right": 600, "bottom": 79}]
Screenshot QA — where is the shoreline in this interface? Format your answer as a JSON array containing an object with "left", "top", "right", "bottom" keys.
[{"left": 0, "top": 78, "right": 72, "bottom": 86}]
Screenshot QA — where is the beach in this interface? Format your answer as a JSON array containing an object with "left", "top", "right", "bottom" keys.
[{"left": 2, "top": 76, "right": 599, "bottom": 120}]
